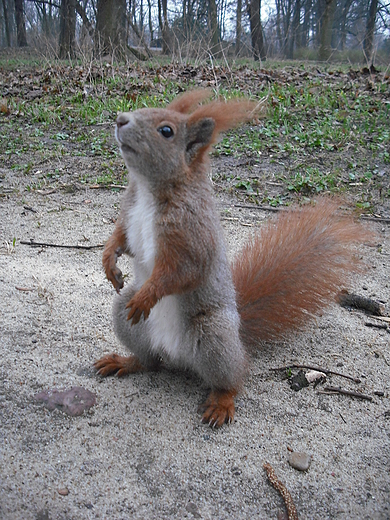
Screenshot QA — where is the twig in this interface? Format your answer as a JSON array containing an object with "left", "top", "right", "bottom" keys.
[
  {"left": 263, "top": 463, "right": 298, "bottom": 520},
  {"left": 270, "top": 364, "right": 361, "bottom": 384},
  {"left": 20, "top": 240, "right": 104, "bottom": 250},
  {"left": 15, "top": 286, "right": 34, "bottom": 292},
  {"left": 36, "top": 189, "right": 57, "bottom": 195},
  {"left": 89, "top": 184, "right": 127, "bottom": 190},
  {"left": 338, "top": 290, "right": 385, "bottom": 316},
  {"left": 360, "top": 216, "right": 390, "bottom": 223},
  {"left": 232, "top": 203, "right": 283, "bottom": 212},
  {"left": 370, "top": 316, "right": 390, "bottom": 323},
  {"left": 365, "top": 321, "right": 388, "bottom": 330},
  {"left": 320, "top": 386, "right": 373, "bottom": 401}
]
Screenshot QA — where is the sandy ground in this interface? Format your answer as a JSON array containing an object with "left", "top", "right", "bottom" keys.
[{"left": 1, "top": 168, "right": 389, "bottom": 520}]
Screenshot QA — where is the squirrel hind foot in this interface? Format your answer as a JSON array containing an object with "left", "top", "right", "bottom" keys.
[
  {"left": 94, "top": 353, "right": 145, "bottom": 377},
  {"left": 198, "top": 389, "right": 237, "bottom": 428}
]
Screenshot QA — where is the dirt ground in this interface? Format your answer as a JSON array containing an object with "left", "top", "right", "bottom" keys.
[{"left": 1, "top": 150, "right": 389, "bottom": 520}]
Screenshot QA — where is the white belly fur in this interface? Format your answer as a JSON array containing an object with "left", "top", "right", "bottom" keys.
[{"left": 125, "top": 175, "right": 184, "bottom": 361}]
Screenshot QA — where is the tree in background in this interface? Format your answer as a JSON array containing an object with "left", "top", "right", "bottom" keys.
[
  {"left": 59, "top": 0, "right": 76, "bottom": 58},
  {"left": 249, "top": 0, "right": 266, "bottom": 60},
  {"left": 1, "top": 0, "right": 11, "bottom": 46},
  {"left": 363, "top": 0, "right": 378, "bottom": 64},
  {"left": 208, "top": 0, "right": 220, "bottom": 55},
  {"left": 318, "top": 0, "right": 337, "bottom": 61},
  {"left": 235, "top": 0, "right": 242, "bottom": 55},
  {"left": 14, "top": 0, "right": 27, "bottom": 47},
  {"left": 94, "top": 0, "right": 127, "bottom": 57},
  {"left": 1, "top": 0, "right": 389, "bottom": 63}
]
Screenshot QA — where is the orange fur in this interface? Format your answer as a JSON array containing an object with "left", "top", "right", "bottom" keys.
[
  {"left": 94, "top": 353, "right": 145, "bottom": 377},
  {"left": 167, "top": 89, "right": 212, "bottom": 114},
  {"left": 232, "top": 199, "right": 368, "bottom": 346},
  {"left": 188, "top": 99, "right": 260, "bottom": 146},
  {"left": 102, "top": 221, "right": 127, "bottom": 293},
  {"left": 198, "top": 389, "right": 237, "bottom": 427}
]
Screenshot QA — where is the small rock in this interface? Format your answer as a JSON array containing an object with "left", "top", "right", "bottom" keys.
[
  {"left": 288, "top": 451, "right": 311, "bottom": 471},
  {"left": 34, "top": 387, "right": 96, "bottom": 416},
  {"left": 58, "top": 488, "right": 69, "bottom": 496},
  {"left": 289, "top": 370, "right": 309, "bottom": 391},
  {"left": 305, "top": 370, "right": 326, "bottom": 384}
]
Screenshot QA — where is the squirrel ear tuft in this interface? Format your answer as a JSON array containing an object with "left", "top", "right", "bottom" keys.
[
  {"left": 167, "top": 89, "right": 212, "bottom": 114},
  {"left": 188, "top": 99, "right": 259, "bottom": 142},
  {"left": 185, "top": 117, "right": 215, "bottom": 164}
]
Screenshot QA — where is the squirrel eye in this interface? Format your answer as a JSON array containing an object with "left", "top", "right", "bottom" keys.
[{"left": 158, "top": 125, "right": 174, "bottom": 138}]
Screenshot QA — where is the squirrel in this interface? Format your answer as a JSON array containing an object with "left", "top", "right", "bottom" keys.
[{"left": 95, "top": 89, "right": 366, "bottom": 428}]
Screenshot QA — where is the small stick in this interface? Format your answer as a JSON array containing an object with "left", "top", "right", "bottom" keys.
[
  {"left": 232, "top": 203, "right": 283, "bottom": 212},
  {"left": 365, "top": 321, "right": 388, "bottom": 330},
  {"left": 15, "top": 286, "right": 34, "bottom": 292},
  {"left": 360, "top": 216, "right": 390, "bottom": 223},
  {"left": 89, "top": 184, "right": 127, "bottom": 190},
  {"left": 321, "top": 386, "right": 373, "bottom": 401},
  {"left": 36, "top": 189, "right": 57, "bottom": 195},
  {"left": 263, "top": 463, "right": 298, "bottom": 520},
  {"left": 20, "top": 240, "right": 104, "bottom": 250},
  {"left": 338, "top": 290, "right": 385, "bottom": 316},
  {"left": 270, "top": 364, "right": 361, "bottom": 384},
  {"left": 370, "top": 316, "right": 390, "bottom": 323}
]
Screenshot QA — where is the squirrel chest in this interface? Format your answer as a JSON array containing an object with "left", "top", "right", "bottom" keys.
[
  {"left": 125, "top": 176, "right": 156, "bottom": 279},
  {"left": 125, "top": 175, "right": 185, "bottom": 360}
]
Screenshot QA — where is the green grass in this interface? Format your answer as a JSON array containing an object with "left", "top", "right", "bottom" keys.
[{"left": 1, "top": 58, "right": 389, "bottom": 206}]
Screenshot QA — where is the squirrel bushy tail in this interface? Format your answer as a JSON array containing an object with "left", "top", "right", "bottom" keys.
[{"left": 232, "top": 199, "right": 368, "bottom": 347}]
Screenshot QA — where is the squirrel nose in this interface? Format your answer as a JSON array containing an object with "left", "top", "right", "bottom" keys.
[{"left": 116, "top": 113, "right": 132, "bottom": 129}]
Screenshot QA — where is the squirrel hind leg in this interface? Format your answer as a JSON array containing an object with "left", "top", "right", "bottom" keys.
[
  {"left": 198, "top": 389, "right": 237, "bottom": 428},
  {"left": 94, "top": 353, "right": 146, "bottom": 377}
]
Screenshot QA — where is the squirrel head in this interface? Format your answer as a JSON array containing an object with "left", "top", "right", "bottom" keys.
[{"left": 116, "top": 90, "right": 259, "bottom": 186}]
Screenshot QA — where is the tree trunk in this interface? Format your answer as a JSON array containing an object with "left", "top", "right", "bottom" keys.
[
  {"left": 288, "top": 0, "right": 300, "bottom": 59},
  {"left": 337, "top": 0, "right": 353, "bottom": 50},
  {"left": 318, "top": 0, "right": 336, "bottom": 61},
  {"left": 75, "top": 0, "right": 95, "bottom": 40},
  {"left": 235, "top": 0, "right": 242, "bottom": 56},
  {"left": 95, "top": 0, "right": 114, "bottom": 55},
  {"left": 248, "top": 0, "right": 266, "bottom": 61},
  {"left": 301, "top": 0, "right": 312, "bottom": 48},
  {"left": 59, "top": 0, "right": 76, "bottom": 59},
  {"left": 363, "top": 0, "right": 378, "bottom": 64},
  {"left": 15, "top": 0, "right": 28, "bottom": 47},
  {"left": 208, "top": 0, "right": 220, "bottom": 56},
  {"left": 1, "top": 0, "right": 11, "bottom": 46},
  {"left": 147, "top": 0, "right": 153, "bottom": 42},
  {"left": 113, "top": 0, "right": 127, "bottom": 49},
  {"left": 158, "top": 0, "right": 171, "bottom": 54}
]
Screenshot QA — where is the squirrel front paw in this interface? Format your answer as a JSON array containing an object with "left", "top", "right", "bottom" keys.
[
  {"left": 125, "top": 285, "right": 158, "bottom": 324},
  {"left": 106, "top": 265, "right": 124, "bottom": 293},
  {"left": 103, "top": 248, "right": 124, "bottom": 293}
]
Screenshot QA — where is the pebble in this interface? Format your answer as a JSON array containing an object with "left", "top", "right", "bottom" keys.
[{"left": 288, "top": 452, "right": 311, "bottom": 471}]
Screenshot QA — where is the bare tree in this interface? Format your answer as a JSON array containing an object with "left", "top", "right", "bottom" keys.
[
  {"left": 158, "top": 0, "right": 171, "bottom": 53},
  {"left": 300, "top": 0, "right": 312, "bottom": 48},
  {"left": 363, "top": 0, "right": 378, "bottom": 64},
  {"left": 288, "top": 0, "right": 301, "bottom": 58},
  {"left": 15, "top": 0, "right": 28, "bottom": 46},
  {"left": 318, "top": 0, "right": 337, "bottom": 60},
  {"left": 208, "top": 0, "right": 220, "bottom": 55},
  {"left": 94, "top": 0, "right": 127, "bottom": 56},
  {"left": 1, "top": 0, "right": 11, "bottom": 46},
  {"left": 249, "top": 0, "right": 266, "bottom": 60},
  {"left": 235, "top": 0, "right": 242, "bottom": 55},
  {"left": 59, "top": 0, "right": 76, "bottom": 58}
]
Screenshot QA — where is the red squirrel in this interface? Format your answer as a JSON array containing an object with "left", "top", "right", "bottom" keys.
[{"left": 95, "top": 90, "right": 365, "bottom": 427}]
